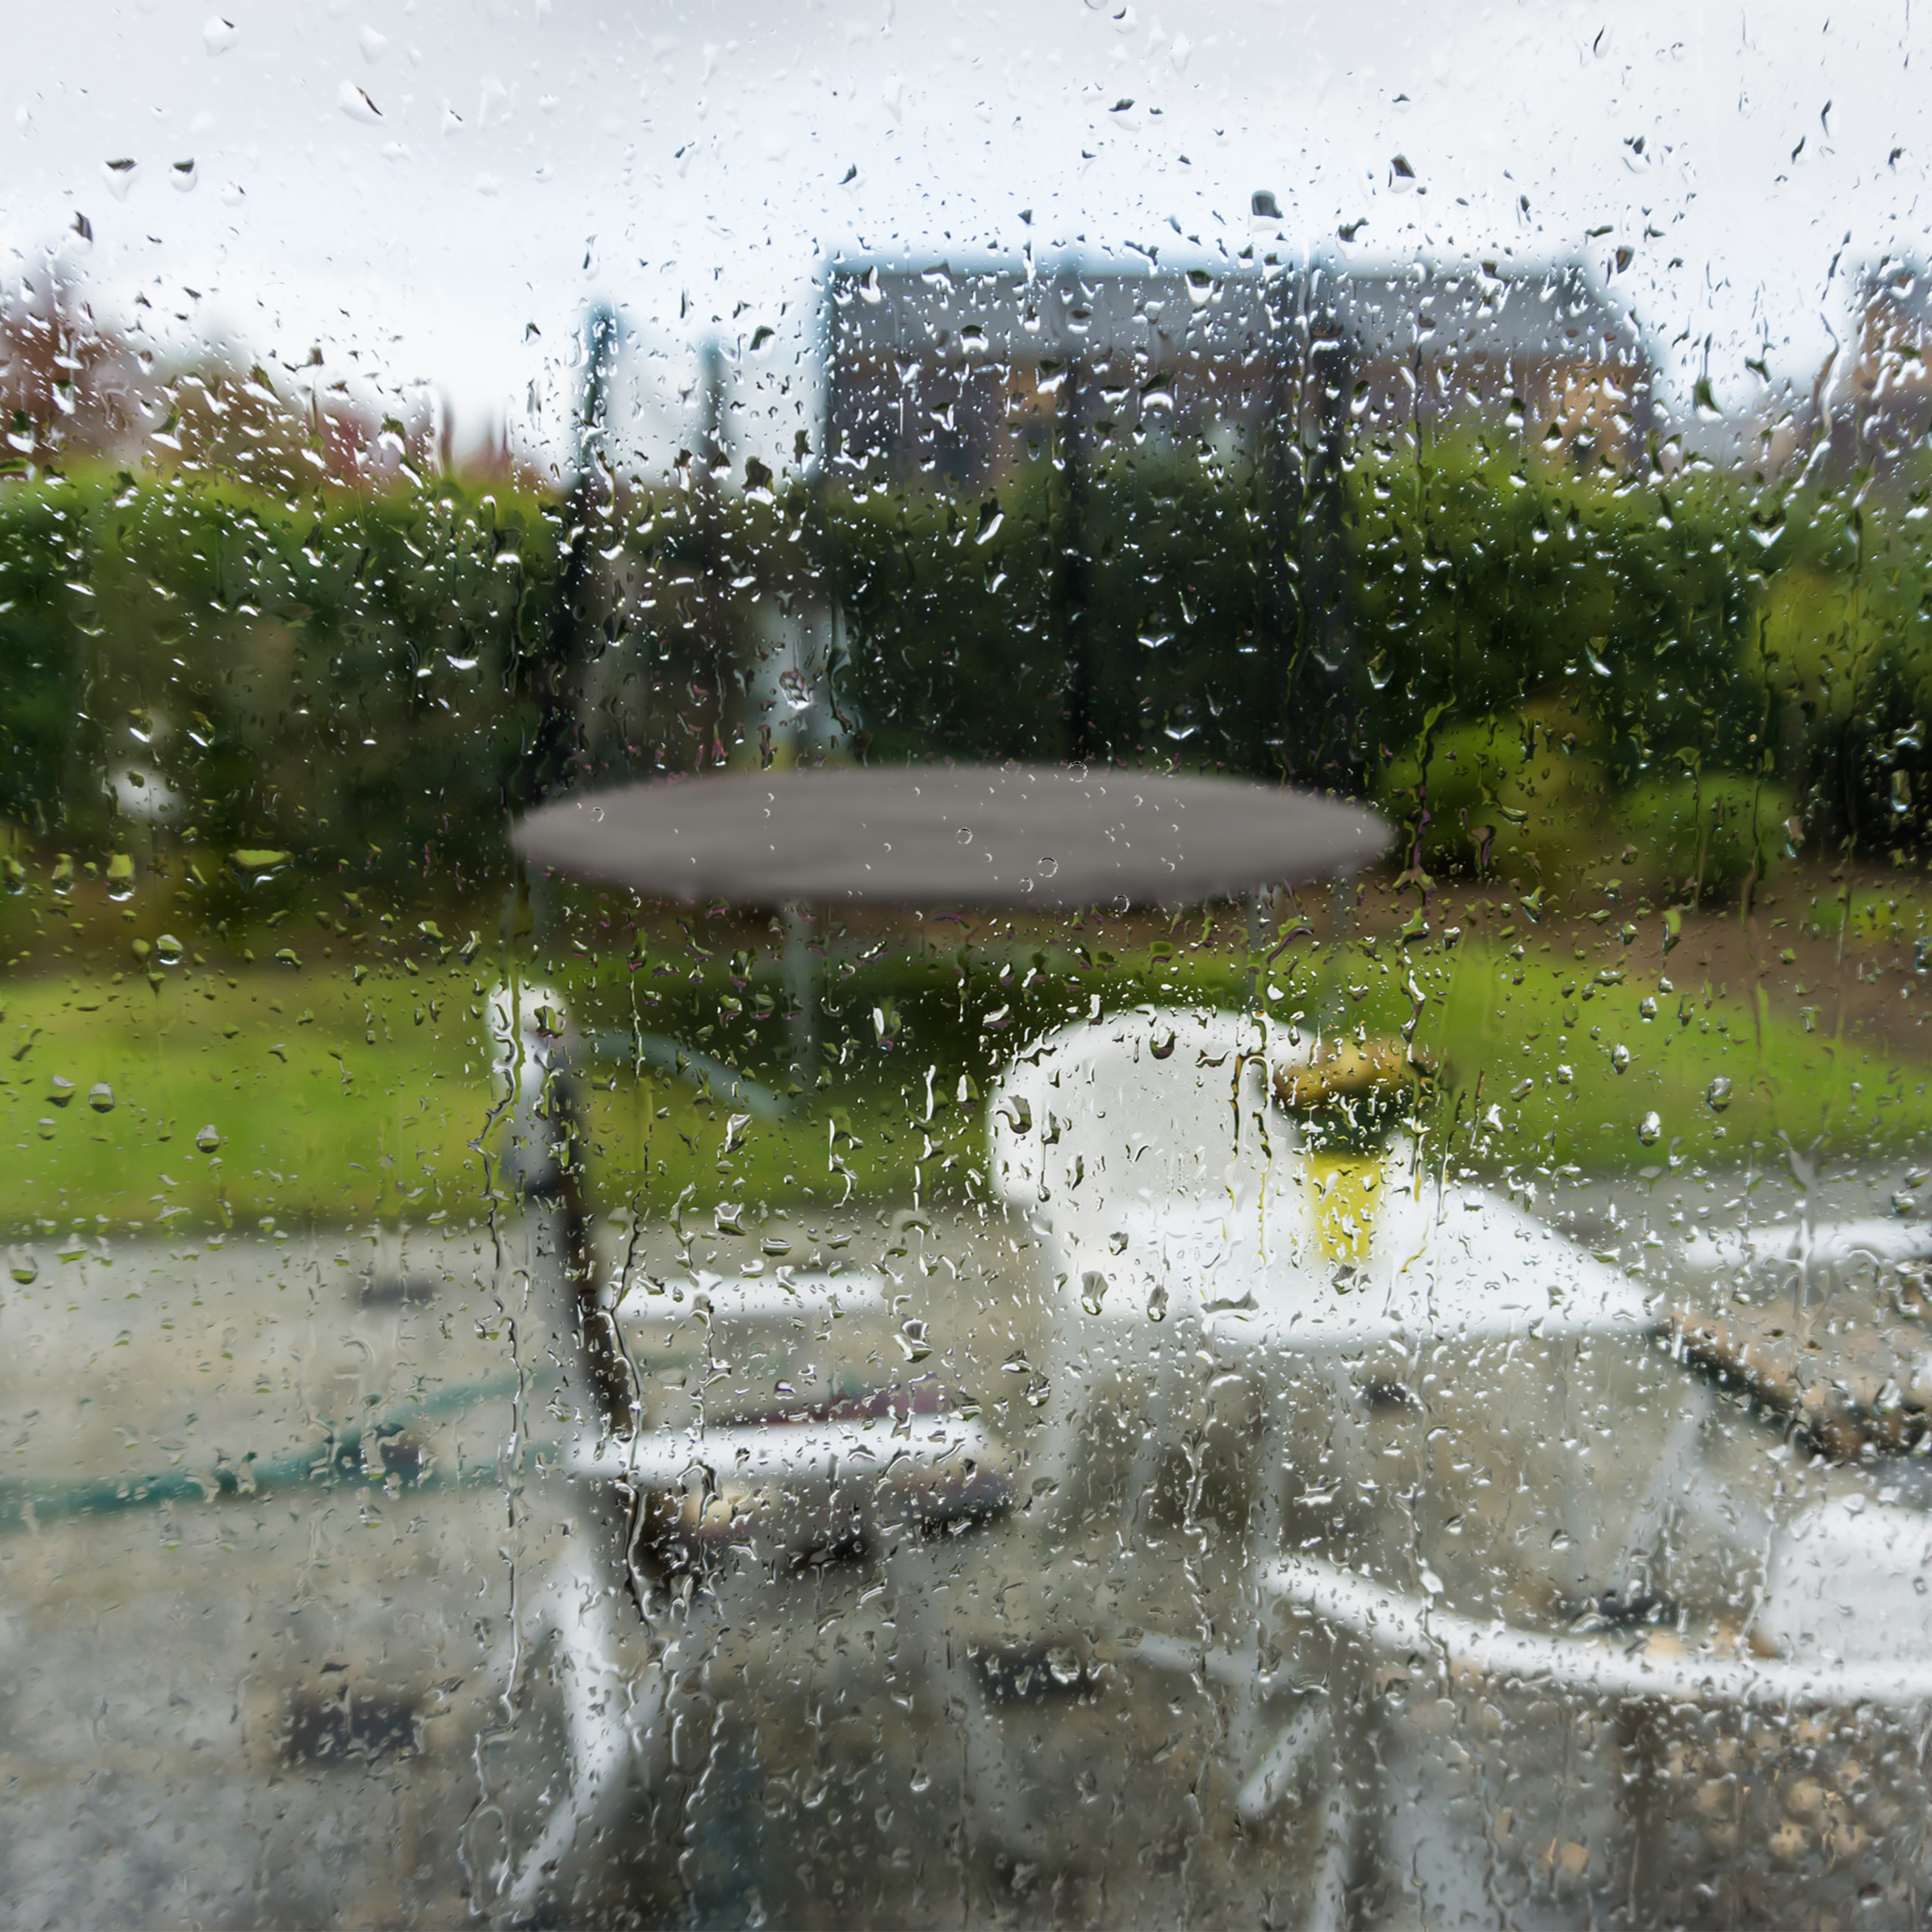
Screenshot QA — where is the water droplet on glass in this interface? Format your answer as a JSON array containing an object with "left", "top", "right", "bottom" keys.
[
  {"left": 203, "top": 14, "right": 237, "bottom": 54},
  {"left": 46, "top": 1077, "right": 75, "bottom": 1109},
  {"left": 228, "top": 849, "right": 291, "bottom": 888},
  {"left": 1706, "top": 1077, "right": 1732, "bottom": 1112},
  {"left": 88, "top": 1084, "right": 114, "bottom": 1114},
  {"left": 195, "top": 1123, "right": 221, "bottom": 1153},
  {"left": 170, "top": 158, "right": 197, "bottom": 192},
  {"left": 1637, "top": 1111, "right": 1662, "bottom": 1146},
  {"left": 105, "top": 853, "right": 134, "bottom": 902},
  {"left": 8, "top": 1248, "right": 36, "bottom": 1285},
  {"left": 1080, "top": 1270, "right": 1109, "bottom": 1315},
  {"left": 155, "top": 934, "right": 184, "bottom": 967},
  {"left": 1611, "top": 1043, "right": 1631, "bottom": 1072}
]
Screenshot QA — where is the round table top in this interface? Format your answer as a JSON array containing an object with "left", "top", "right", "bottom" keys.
[{"left": 515, "top": 763, "right": 1389, "bottom": 909}]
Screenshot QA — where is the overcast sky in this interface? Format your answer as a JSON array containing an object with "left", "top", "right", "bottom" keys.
[{"left": 5, "top": 0, "right": 1927, "bottom": 472}]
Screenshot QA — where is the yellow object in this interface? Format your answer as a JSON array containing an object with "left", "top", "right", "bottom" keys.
[
  {"left": 1275, "top": 1036, "right": 1428, "bottom": 1112},
  {"left": 1307, "top": 1151, "right": 1382, "bottom": 1261}
]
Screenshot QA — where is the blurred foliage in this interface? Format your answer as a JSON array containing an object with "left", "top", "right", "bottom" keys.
[
  {"left": 825, "top": 441, "right": 1932, "bottom": 901},
  {"left": 0, "top": 486, "right": 93, "bottom": 832},
  {"left": 0, "top": 444, "right": 1930, "bottom": 1229},
  {"left": 2, "top": 444, "right": 1931, "bottom": 923},
  {"left": 822, "top": 454, "right": 1321, "bottom": 777},
  {"left": 0, "top": 469, "right": 561, "bottom": 913}
]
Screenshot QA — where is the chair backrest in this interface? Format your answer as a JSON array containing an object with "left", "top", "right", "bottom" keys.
[
  {"left": 485, "top": 980, "right": 574, "bottom": 1201},
  {"left": 989, "top": 1005, "right": 1284, "bottom": 1226},
  {"left": 987, "top": 1006, "right": 1651, "bottom": 1348}
]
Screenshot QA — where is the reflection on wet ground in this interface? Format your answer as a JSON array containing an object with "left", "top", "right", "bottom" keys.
[
  {"left": 0, "top": 1218, "right": 576, "bottom": 1927},
  {"left": 5, "top": 1157, "right": 1932, "bottom": 1927}
]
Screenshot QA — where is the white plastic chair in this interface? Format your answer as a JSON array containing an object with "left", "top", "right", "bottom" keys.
[{"left": 980, "top": 1005, "right": 1932, "bottom": 1915}]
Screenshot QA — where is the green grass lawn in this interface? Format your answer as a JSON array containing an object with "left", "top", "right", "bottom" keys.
[
  {"left": 5, "top": 923, "right": 1928, "bottom": 1243},
  {"left": 1411, "top": 934, "right": 1932, "bottom": 1174},
  {"left": 0, "top": 959, "right": 485, "bottom": 1236},
  {"left": 0, "top": 949, "right": 952, "bottom": 1237}
]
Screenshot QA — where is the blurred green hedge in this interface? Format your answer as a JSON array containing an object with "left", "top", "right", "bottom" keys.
[{"left": 0, "top": 442, "right": 1925, "bottom": 921}]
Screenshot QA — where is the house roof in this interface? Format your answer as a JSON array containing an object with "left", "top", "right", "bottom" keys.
[
  {"left": 1331, "top": 260, "right": 1647, "bottom": 370},
  {"left": 823, "top": 254, "right": 1651, "bottom": 376}
]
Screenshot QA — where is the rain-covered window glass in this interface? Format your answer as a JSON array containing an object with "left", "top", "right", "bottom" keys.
[{"left": 14, "top": 8, "right": 1932, "bottom": 1927}]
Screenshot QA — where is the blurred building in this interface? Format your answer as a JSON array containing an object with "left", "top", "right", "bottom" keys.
[
  {"left": 0, "top": 269, "right": 152, "bottom": 472},
  {"left": 822, "top": 259, "right": 1304, "bottom": 489},
  {"left": 821, "top": 254, "right": 1658, "bottom": 488},
  {"left": 1832, "top": 259, "right": 1932, "bottom": 481},
  {"left": 1340, "top": 259, "right": 1657, "bottom": 466},
  {"left": 0, "top": 266, "right": 449, "bottom": 488}
]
